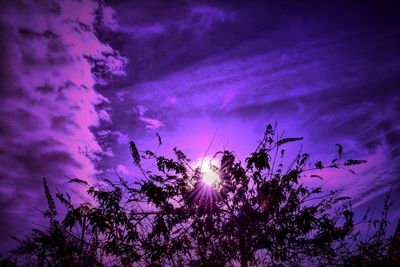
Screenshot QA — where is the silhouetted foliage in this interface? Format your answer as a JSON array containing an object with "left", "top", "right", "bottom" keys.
[
  {"left": 4, "top": 179, "right": 101, "bottom": 266},
  {"left": 2, "top": 125, "right": 396, "bottom": 266}
]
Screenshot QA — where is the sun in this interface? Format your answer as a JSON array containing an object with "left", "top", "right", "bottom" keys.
[{"left": 197, "top": 157, "right": 221, "bottom": 186}]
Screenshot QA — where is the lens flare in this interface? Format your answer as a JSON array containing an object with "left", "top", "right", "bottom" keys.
[{"left": 198, "top": 157, "right": 221, "bottom": 186}]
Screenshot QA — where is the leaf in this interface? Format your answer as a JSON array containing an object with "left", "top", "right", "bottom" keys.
[
  {"left": 130, "top": 141, "right": 141, "bottom": 165},
  {"left": 253, "top": 171, "right": 262, "bottom": 182},
  {"left": 152, "top": 215, "right": 169, "bottom": 238},
  {"left": 315, "top": 161, "right": 323, "bottom": 169},
  {"left": 344, "top": 159, "right": 367, "bottom": 166},
  {"left": 335, "top": 144, "right": 343, "bottom": 158},
  {"left": 277, "top": 137, "right": 303, "bottom": 146},
  {"left": 42, "top": 178, "right": 57, "bottom": 221},
  {"left": 56, "top": 192, "right": 74, "bottom": 209},
  {"left": 299, "top": 153, "right": 309, "bottom": 166},
  {"left": 311, "top": 175, "right": 323, "bottom": 180},
  {"left": 334, "top": 196, "right": 351, "bottom": 203},
  {"left": 156, "top": 133, "right": 162, "bottom": 146},
  {"left": 68, "top": 178, "right": 89, "bottom": 186},
  {"left": 145, "top": 150, "right": 155, "bottom": 157},
  {"left": 174, "top": 147, "right": 188, "bottom": 161},
  {"left": 266, "top": 124, "right": 274, "bottom": 135},
  {"left": 246, "top": 150, "right": 270, "bottom": 171},
  {"left": 285, "top": 169, "right": 300, "bottom": 184},
  {"left": 312, "top": 187, "right": 322, "bottom": 194},
  {"left": 62, "top": 210, "right": 77, "bottom": 229}
]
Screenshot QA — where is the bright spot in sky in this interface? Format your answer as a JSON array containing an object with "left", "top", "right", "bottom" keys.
[{"left": 197, "top": 157, "right": 221, "bottom": 186}]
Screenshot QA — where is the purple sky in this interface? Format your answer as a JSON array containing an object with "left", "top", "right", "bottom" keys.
[{"left": 1, "top": 0, "right": 400, "bottom": 252}]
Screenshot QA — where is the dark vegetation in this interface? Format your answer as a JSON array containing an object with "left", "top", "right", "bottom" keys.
[{"left": 1, "top": 125, "right": 398, "bottom": 266}]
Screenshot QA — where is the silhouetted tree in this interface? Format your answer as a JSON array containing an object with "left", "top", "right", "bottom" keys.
[{"left": 2, "top": 125, "right": 395, "bottom": 266}]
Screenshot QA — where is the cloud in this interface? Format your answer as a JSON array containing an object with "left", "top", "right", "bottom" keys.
[
  {"left": 139, "top": 117, "right": 165, "bottom": 130},
  {"left": 0, "top": 0, "right": 126, "bottom": 252},
  {"left": 104, "top": 1, "right": 240, "bottom": 84},
  {"left": 136, "top": 105, "right": 164, "bottom": 130},
  {"left": 137, "top": 105, "right": 149, "bottom": 116},
  {"left": 105, "top": 25, "right": 400, "bottom": 209},
  {"left": 118, "top": 2, "right": 233, "bottom": 39},
  {"left": 121, "top": 23, "right": 165, "bottom": 39},
  {"left": 116, "top": 164, "right": 130, "bottom": 175}
]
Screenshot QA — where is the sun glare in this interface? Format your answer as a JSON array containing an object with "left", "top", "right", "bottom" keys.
[{"left": 198, "top": 157, "right": 221, "bottom": 186}]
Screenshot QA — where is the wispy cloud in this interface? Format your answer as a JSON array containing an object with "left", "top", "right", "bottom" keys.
[
  {"left": 107, "top": 28, "right": 400, "bottom": 207},
  {"left": 136, "top": 105, "right": 164, "bottom": 130}
]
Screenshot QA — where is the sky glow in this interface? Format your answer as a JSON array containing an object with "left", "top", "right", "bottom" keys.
[{"left": 198, "top": 157, "right": 221, "bottom": 187}]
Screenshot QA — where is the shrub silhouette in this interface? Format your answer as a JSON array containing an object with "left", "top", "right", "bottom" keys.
[{"left": 1, "top": 125, "right": 396, "bottom": 266}]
